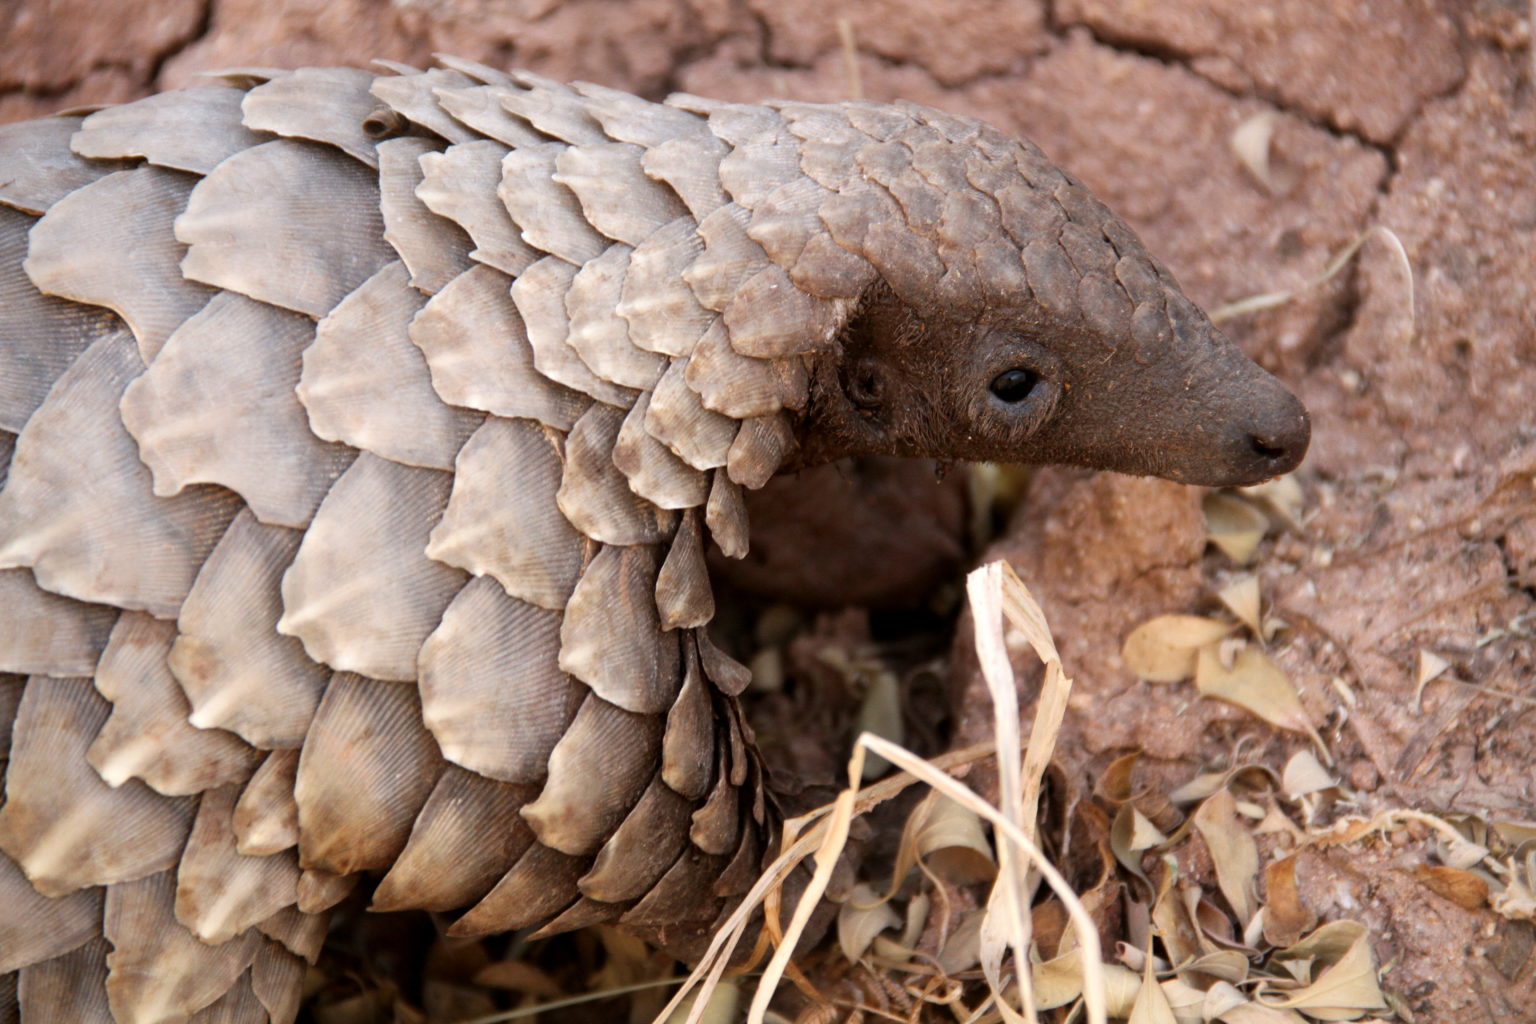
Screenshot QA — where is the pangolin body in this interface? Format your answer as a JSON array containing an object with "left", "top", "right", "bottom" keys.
[{"left": 0, "top": 59, "right": 1308, "bottom": 1022}]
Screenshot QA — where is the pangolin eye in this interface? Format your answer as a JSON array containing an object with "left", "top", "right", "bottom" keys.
[{"left": 989, "top": 368, "right": 1038, "bottom": 404}]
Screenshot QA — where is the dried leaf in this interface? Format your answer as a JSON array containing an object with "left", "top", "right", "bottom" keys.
[
  {"left": 1128, "top": 943, "right": 1178, "bottom": 1024},
  {"left": 915, "top": 794, "right": 997, "bottom": 885},
  {"left": 1122, "top": 615, "right": 1235, "bottom": 683},
  {"left": 1264, "top": 923, "right": 1387, "bottom": 1015},
  {"left": 1194, "top": 644, "right": 1322, "bottom": 750},
  {"left": 1281, "top": 750, "right": 1336, "bottom": 798},
  {"left": 1241, "top": 474, "right": 1305, "bottom": 529},
  {"left": 1203, "top": 492, "right": 1270, "bottom": 564},
  {"left": 836, "top": 883, "right": 900, "bottom": 962},
  {"left": 1192, "top": 789, "right": 1260, "bottom": 928},
  {"left": 1262, "top": 855, "right": 1316, "bottom": 948},
  {"left": 1218, "top": 576, "right": 1263, "bottom": 637},
  {"left": 1412, "top": 865, "right": 1489, "bottom": 910},
  {"left": 1412, "top": 649, "right": 1450, "bottom": 712},
  {"left": 1231, "top": 111, "right": 1279, "bottom": 192},
  {"left": 854, "top": 669, "right": 902, "bottom": 781}
]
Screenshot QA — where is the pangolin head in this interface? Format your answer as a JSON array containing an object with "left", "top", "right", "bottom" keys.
[{"left": 772, "top": 100, "right": 1310, "bottom": 488}]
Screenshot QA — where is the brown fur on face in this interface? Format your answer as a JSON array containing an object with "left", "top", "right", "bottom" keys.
[{"left": 795, "top": 283, "right": 1309, "bottom": 488}]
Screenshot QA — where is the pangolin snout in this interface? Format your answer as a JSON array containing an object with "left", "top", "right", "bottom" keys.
[{"left": 1224, "top": 385, "right": 1311, "bottom": 486}]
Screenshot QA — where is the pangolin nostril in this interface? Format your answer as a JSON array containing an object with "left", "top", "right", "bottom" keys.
[{"left": 1251, "top": 435, "right": 1289, "bottom": 461}]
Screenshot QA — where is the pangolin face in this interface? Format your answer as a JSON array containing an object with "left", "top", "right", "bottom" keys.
[
  {"left": 787, "top": 107, "right": 1310, "bottom": 488},
  {"left": 799, "top": 283, "right": 1311, "bottom": 488}
]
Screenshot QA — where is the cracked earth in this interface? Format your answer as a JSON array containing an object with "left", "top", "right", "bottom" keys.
[{"left": 4, "top": 0, "right": 1535, "bottom": 1019}]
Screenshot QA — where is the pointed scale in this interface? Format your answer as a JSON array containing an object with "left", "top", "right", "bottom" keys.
[
  {"left": 619, "top": 847, "right": 725, "bottom": 930},
  {"left": 425, "top": 417, "right": 587, "bottom": 610},
  {"left": 433, "top": 85, "right": 548, "bottom": 149},
  {"left": 684, "top": 317, "right": 806, "bottom": 420},
  {"left": 0, "top": 117, "right": 115, "bottom": 215},
  {"left": 705, "top": 468, "right": 750, "bottom": 560},
  {"left": 498, "top": 72, "right": 607, "bottom": 145},
  {"left": 615, "top": 216, "right": 715, "bottom": 358},
  {"left": 71, "top": 87, "right": 261, "bottom": 175},
  {"left": 0, "top": 568, "right": 116, "bottom": 677},
  {"left": 519, "top": 691, "right": 664, "bottom": 855},
  {"left": 512, "top": 256, "right": 638, "bottom": 408},
  {"left": 293, "top": 674, "right": 443, "bottom": 874},
  {"left": 294, "top": 868, "right": 357, "bottom": 916},
  {"left": 661, "top": 636, "right": 716, "bottom": 801},
  {"left": 416, "top": 141, "right": 541, "bottom": 277},
  {"left": 120, "top": 291, "right": 355, "bottom": 529},
  {"left": 613, "top": 393, "right": 711, "bottom": 511},
  {"left": 103, "top": 871, "right": 261, "bottom": 1024},
  {"left": 88, "top": 611, "right": 257, "bottom": 796},
  {"left": 23, "top": 167, "right": 215, "bottom": 363},
  {"left": 449, "top": 843, "right": 586, "bottom": 938},
  {"left": 0, "top": 677, "right": 195, "bottom": 897},
  {"left": 0, "top": 204, "right": 120, "bottom": 433},
  {"left": 410, "top": 264, "right": 590, "bottom": 429},
  {"left": 577, "top": 774, "right": 693, "bottom": 903},
  {"left": 553, "top": 142, "right": 690, "bottom": 246},
  {"left": 278, "top": 453, "right": 466, "bottom": 682},
  {"left": 726, "top": 412, "right": 796, "bottom": 489},
  {"left": 689, "top": 739, "right": 742, "bottom": 856},
  {"left": 240, "top": 66, "right": 382, "bottom": 167},
  {"left": 0, "top": 673, "right": 19, "bottom": 761},
  {"left": 298, "top": 261, "right": 483, "bottom": 471},
  {"left": 256, "top": 904, "right": 327, "bottom": 964},
  {"left": 419, "top": 577, "right": 585, "bottom": 781},
  {"left": 556, "top": 403, "right": 673, "bottom": 546},
  {"left": 185, "top": 972, "right": 268, "bottom": 1023},
  {"left": 249, "top": 937, "right": 306, "bottom": 1024},
  {"left": 558, "top": 544, "right": 681, "bottom": 714},
  {"left": 175, "top": 785, "right": 302, "bottom": 945},
  {"left": 376, "top": 137, "right": 475, "bottom": 294},
  {"left": 499, "top": 144, "right": 610, "bottom": 265},
  {"left": 232, "top": 750, "right": 300, "bottom": 857},
  {"left": 564, "top": 243, "right": 669, "bottom": 391},
  {"left": 0, "top": 332, "right": 241, "bottom": 618},
  {"left": 371, "top": 766, "right": 538, "bottom": 913},
  {"left": 0, "top": 851, "right": 102, "bottom": 973},
  {"left": 16, "top": 937, "right": 112, "bottom": 1023},
  {"left": 654, "top": 510, "right": 714, "bottom": 631},
  {"left": 643, "top": 359, "right": 738, "bottom": 472},
  {"left": 368, "top": 67, "right": 480, "bottom": 145},
  {"left": 177, "top": 139, "right": 394, "bottom": 319},
  {"left": 641, "top": 131, "right": 732, "bottom": 223},
  {"left": 169, "top": 510, "right": 330, "bottom": 749}
]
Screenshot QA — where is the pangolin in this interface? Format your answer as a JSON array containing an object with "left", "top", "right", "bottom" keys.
[{"left": 0, "top": 58, "right": 1309, "bottom": 1022}]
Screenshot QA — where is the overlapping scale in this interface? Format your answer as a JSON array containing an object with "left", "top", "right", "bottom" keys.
[
  {"left": 0, "top": 677, "right": 195, "bottom": 897},
  {"left": 70, "top": 88, "right": 260, "bottom": 174},
  {"left": 177, "top": 140, "right": 394, "bottom": 318},
  {"left": 277, "top": 453, "right": 464, "bottom": 682},
  {"left": 298, "top": 261, "right": 483, "bottom": 470},
  {"left": 87, "top": 612, "right": 257, "bottom": 795},
  {"left": 120, "top": 291, "right": 353, "bottom": 529},
  {"left": 23, "top": 167, "right": 215, "bottom": 362},
  {"left": 292, "top": 674, "right": 442, "bottom": 875},
  {"left": 170, "top": 510, "right": 329, "bottom": 749},
  {"left": 0, "top": 331, "right": 241, "bottom": 619}
]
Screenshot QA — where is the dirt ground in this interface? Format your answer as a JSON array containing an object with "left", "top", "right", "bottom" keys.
[{"left": 3, "top": 1, "right": 1534, "bottom": 1021}]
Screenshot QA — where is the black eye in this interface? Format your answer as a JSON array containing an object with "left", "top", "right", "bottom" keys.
[{"left": 989, "top": 368, "right": 1038, "bottom": 404}]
